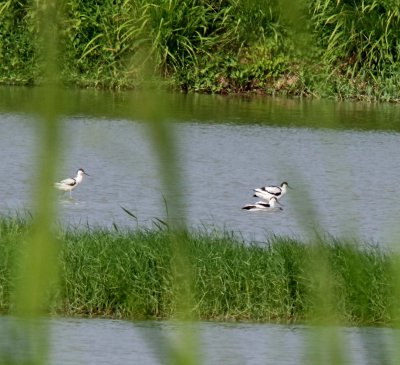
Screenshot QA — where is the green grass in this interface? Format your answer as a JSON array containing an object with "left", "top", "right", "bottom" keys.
[
  {"left": 309, "top": 0, "right": 400, "bottom": 101},
  {"left": 2, "top": 0, "right": 400, "bottom": 101},
  {"left": 0, "top": 215, "right": 395, "bottom": 325}
]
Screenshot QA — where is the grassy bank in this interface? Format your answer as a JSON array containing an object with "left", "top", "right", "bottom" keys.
[
  {"left": 1, "top": 0, "right": 400, "bottom": 101},
  {"left": 0, "top": 216, "right": 396, "bottom": 325}
]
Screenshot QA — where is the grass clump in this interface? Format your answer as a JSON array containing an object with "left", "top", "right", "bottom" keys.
[
  {"left": 0, "top": 215, "right": 396, "bottom": 325},
  {"left": 59, "top": 228, "right": 174, "bottom": 318}
]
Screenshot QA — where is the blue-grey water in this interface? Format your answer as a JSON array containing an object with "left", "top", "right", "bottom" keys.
[
  {"left": 0, "top": 317, "right": 397, "bottom": 365},
  {"left": 1, "top": 91, "right": 400, "bottom": 244},
  {"left": 49, "top": 319, "right": 398, "bottom": 365}
]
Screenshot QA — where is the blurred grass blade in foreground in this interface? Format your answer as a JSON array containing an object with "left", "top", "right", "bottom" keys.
[
  {"left": 128, "top": 89, "right": 199, "bottom": 364},
  {"left": 6, "top": 1, "right": 64, "bottom": 364}
]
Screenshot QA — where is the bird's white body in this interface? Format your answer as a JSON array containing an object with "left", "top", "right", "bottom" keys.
[
  {"left": 54, "top": 168, "right": 88, "bottom": 196},
  {"left": 253, "top": 182, "right": 289, "bottom": 201},
  {"left": 242, "top": 197, "right": 282, "bottom": 211}
]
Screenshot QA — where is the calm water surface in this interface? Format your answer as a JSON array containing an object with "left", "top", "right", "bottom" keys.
[
  {"left": 48, "top": 319, "right": 398, "bottom": 365},
  {"left": 1, "top": 89, "right": 400, "bottom": 244},
  {"left": 0, "top": 317, "right": 397, "bottom": 365}
]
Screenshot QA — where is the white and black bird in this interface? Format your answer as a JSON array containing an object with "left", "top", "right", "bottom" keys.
[
  {"left": 253, "top": 181, "right": 289, "bottom": 201},
  {"left": 241, "top": 197, "right": 282, "bottom": 212},
  {"left": 54, "top": 168, "right": 89, "bottom": 197}
]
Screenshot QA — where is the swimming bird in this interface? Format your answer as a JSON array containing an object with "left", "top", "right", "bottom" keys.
[
  {"left": 54, "top": 168, "right": 89, "bottom": 197},
  {"left": 241, "top": 197, "right": 282, "bottom": 211},
  {"left": 253, "top": 181, "right": 289, "bottom": 201}
]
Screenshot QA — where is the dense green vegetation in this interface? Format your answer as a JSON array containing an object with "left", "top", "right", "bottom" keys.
[
  {"left": 1, "top": 0, "right": 400, "bottom": 101},
  {"left": 0, "top": 215, "right": 395, "bottom": 325}
]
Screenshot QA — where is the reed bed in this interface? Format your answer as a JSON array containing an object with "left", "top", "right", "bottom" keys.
[{"left": 0, "top": 216, "right": 394, "bottom": 325}]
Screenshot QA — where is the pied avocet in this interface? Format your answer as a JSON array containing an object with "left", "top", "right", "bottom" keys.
[
  {"left": 241, "top": 197, "right": 282, "bottom": 211},
  {"left": 54, "top": 168, "right": 89, "bottom": 197},
  {"left": 253, "top": 181, "right": 289, "bottom": 201}
]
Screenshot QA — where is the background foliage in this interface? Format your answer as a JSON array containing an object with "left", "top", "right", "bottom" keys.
[{"left": 1, "top": 0, "right": 399, "bottom": 100}]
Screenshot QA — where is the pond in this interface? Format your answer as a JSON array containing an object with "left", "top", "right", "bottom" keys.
[
  {"left": 1, "top": 87, "right": 400, "bottom": 364},
  {"left": 0, "top": 88, "right": 400, "bottom": 244}
]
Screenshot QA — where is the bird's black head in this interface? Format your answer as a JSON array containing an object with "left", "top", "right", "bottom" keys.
[{"left": 78, "top": 168, "right": 89, "bottom": 176}]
